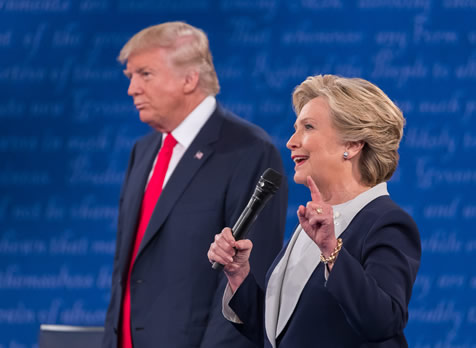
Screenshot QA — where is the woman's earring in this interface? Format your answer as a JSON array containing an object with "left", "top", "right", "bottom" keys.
[{"left": 343, "top": 151, "right": 349, "bottom": 159}]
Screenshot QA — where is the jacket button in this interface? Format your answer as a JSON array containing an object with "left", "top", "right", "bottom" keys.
[{"left": 136, "top": 279, "right": 143, "bottom": 284}]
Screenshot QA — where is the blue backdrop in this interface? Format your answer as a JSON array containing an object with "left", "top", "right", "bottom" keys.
[{"left": 1, "top": 0, "right": 475, "bottom": 347}]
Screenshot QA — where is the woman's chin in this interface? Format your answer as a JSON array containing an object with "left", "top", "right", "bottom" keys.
[{"left": 293, "top": 173, "right": 306, "bottom": 186}]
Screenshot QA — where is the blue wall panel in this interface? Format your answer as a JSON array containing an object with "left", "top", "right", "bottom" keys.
[{"left": 1, "top": 1, "right": 475, "bottom": 346}]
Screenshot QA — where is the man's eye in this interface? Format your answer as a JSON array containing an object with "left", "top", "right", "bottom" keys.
[{"left": 141, "top": 71, "right": 151, "bottom": 77}]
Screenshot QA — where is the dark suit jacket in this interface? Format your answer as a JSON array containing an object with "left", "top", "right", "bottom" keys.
[
  {"left": 102, "top": 104, "right": 288, "bottom": 348},
  {"left": 230, "top": 195, "right": 421, "bottom": 348}
]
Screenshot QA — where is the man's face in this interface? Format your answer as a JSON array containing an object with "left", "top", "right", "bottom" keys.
[{"left": 124, "top": 47, "right": 186, "bottom": 132}]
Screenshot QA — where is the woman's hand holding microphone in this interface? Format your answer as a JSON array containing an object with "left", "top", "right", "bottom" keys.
[{"left": 208, "top": 227, "right": 253, "bottom": 292}]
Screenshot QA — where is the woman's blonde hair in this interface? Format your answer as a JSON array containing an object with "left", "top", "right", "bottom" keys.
[
  {"left": 293, "top": 74, "right": 405, "bottom": 186},
  {"left": 118, "top": 21, "right": 220, "bottom": 96}
]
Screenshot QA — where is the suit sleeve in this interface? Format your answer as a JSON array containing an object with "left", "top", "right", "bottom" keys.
[
  {"left": 102, "top": 143, "right": 137, "bottom": 348},
  {"left": 325, "top": 208, "right": 421, "bottom": 342},
  {"left": 228, "top": 141, "right": 288, "bottom": 289},
  {"left": 199, "top": 140, "right": 288, "bottom": 348},
  {"left": 228, "top": 273, "right": 267, "bottom": 345}
]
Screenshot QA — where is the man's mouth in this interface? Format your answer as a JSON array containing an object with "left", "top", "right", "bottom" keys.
[{"left": 134, "top": 102, "right": 147, "bottom": 110}]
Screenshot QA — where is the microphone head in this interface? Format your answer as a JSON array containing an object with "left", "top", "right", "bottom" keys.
[
  {"left": 256, "top": 168, "right": 282, "bottom": 196},
  {"left": 261, "top": 168, "right": 282, "bottom": 188}
]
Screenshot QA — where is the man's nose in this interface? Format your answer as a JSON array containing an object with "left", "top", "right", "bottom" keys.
[{"left": 128, "top": 76, "right": 141, "bottom": 96}]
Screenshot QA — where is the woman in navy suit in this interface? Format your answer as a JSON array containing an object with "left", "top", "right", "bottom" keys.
[{"left": 208, "top": 74, "right": 421, "bottom": 347}]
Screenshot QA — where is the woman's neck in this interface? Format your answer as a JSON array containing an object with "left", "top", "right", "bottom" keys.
[{"left": 320, "top": 181, "right": 372, "bottom": 206}]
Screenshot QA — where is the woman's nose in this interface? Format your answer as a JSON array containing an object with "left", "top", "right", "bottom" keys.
[{"left": 286, "top": 131, "right": 300, "bottom": 150}]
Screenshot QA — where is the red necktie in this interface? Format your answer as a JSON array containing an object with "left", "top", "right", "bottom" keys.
[{"left": 121, "top": 134, "right": 177, "bottom": 348}]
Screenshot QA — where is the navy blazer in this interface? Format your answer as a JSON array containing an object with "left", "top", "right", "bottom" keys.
[
  {"left": 102, "top": 104, "right": 288, "bottom": 348},
  {"left": 230, "top": 195, "right": 421, "bottom": 348}
]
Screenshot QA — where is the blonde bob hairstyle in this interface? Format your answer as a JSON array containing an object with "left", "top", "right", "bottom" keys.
[
  {"left": 292, "top": 74, "right": 405, "bottom": 187},
  {"left": 118, "top": 21, "right": 220, "bottom": 96}
]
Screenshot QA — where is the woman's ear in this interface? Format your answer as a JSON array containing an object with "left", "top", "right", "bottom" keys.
[{"left": 344, "top": 141, "right": 365, "bottom": 160}]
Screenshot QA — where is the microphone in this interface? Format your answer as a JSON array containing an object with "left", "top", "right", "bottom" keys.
[{"left": 212, "top": 168, "right": 283, "bottom": 271}]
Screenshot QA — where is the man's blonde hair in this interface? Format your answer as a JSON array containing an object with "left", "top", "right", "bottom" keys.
[{"left": 119, "top": 21, "right": 220, "bottom": 96}]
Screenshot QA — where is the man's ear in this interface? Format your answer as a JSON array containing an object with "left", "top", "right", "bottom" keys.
[
  {"left": 183, "top": 69, "right": 200, "bottom": 94},
  {"left": 344, "top": 141, "right": 365, "bottom": 159}
]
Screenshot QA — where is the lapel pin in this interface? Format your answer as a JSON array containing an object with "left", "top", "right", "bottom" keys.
[{"left": 194, "top": 151, "right": 204, "bottom": 160}]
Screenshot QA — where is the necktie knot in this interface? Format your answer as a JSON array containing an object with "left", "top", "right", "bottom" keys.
[{"left": 163, "top": 133, "right": 177, "bottom": 151}]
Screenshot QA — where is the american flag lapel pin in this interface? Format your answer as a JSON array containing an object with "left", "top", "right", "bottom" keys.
[{"left": 194, "top": 150, "right": 204, "bottom": 160}]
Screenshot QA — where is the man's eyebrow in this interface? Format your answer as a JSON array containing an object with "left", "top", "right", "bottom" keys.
[{"left": 123, "top": 65, "right": 149, "bottom": 76}]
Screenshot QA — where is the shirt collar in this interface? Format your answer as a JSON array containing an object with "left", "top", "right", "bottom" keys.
[
  {"left": 332, "top": 182, "right": 389, "bottom": 235},
  {"left": 163, "top": 95, "right": 216, "bottom": 148}
]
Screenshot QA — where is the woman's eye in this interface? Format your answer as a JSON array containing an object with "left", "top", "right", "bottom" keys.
[{"left": 304, "top": 124, "right": 314, "bottom": 130}]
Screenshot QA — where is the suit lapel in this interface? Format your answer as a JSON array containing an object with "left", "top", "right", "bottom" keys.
[
  {"left": 265, "top": 226, "right": 302, "bottom": 348},
  {"left": 275, "top": 228, "right": 322, "bottom": 337},
  {"left": 119, "top": 134, "right": 162, "bottom": 273},
  {"left": 135, "top": 108, "right": 223, "bottom": 260},
  {"left": 266, "top": 225, "right": 347, "bottom": 343}
]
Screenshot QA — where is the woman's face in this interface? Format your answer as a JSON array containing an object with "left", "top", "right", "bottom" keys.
[{"left": 286, "top": 97, "right": 346, "bottom": 188}]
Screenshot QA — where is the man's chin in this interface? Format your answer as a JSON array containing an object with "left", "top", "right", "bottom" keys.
[{"left": 139, "top": 112, "right": 153, "bottom": 124}]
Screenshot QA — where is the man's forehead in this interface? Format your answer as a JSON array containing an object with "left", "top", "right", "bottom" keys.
[{"left": 126, "top": 48, "right": 172, "bottom": 68}]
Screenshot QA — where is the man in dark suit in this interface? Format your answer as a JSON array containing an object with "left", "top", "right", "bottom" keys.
[{"left": 102, "top": 21, "right": 288, "bottom": 348}]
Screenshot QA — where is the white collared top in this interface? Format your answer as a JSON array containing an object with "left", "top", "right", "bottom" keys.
[
  {"left": 222, "top": 182, "right": 390, "bottom": 348},
  {"left": 276, "top": 182, "right": 389, "bottom": 334}
]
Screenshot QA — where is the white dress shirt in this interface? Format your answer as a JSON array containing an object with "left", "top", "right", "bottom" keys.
[{"left": 145, "top": 96, "right": 216, "bottom": 189}]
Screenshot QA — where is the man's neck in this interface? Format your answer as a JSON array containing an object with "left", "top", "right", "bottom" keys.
[{"left": 163, "top": 92, "right": 208, "bottom": 133}]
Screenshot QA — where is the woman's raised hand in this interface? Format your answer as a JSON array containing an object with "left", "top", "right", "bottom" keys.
[{"left": 297, "top": 176, "right": 337, "bottom": 257}]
